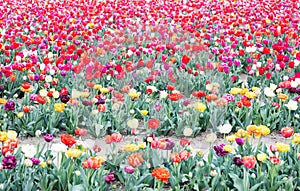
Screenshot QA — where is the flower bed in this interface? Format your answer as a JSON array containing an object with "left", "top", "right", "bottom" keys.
[{"left": 0, "top": 0, "right": 299, "bottom": 190}]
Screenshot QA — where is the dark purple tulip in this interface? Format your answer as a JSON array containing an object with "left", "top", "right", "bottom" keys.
[
  {"left": 124, "top": 166, "right": 135, "bottom": 174},
  {"left": 60, "top": 95, "right": 70, "bottom": 103},
  {"left": 235, "top": 138, "right": 245, "bottom": 145},
  {"left": 213, "top": 144, "right": 228, "bottom": 156},
  {"left": 0, "top": 85, "right": 4, "bottom": 92},
  {"left": 44, "top": 134, "right": 54, "bottom": 142},
  {"left": 105, "top": 172, "right": 115, "bottom": 183},
  {"left": 2, "top": 155, "right": 17, "bottom": 169},
  {"left": 233, "top": 156, "right": 244, "bottom": 166},
  {"left": 4, "top": 100, "right": 16, "bottom": 111},
  {"left": 296, "top": 88, "right": 300, "bottom": 94},
  {"left": 289, "top": 88, "right": 297, "bottom": 93},
  {"left": 29, "top": 158, "right": 41, "bottom": 165}
]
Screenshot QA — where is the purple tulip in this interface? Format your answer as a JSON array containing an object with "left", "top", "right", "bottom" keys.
[
  {"left": 2, "top": 155, "right": 17, "bottom": 169},
  {"left": 29, "top": 158, "right": 41, "bottom": 165},
  {"left": 183, "top": 100, "right": 191, "bottom": 106},
  {"left": 124, "top": 166, "right": 135, "bottom": 174},
  {"left": 4, "top": 100, "right": 16, "bottom": 111},
  {"left": 34, "top": 74, "right": 40, "bottom": 81},
  {"left": 235, "top": 138, "right": 245, "bottom": 145},
  {"left": 0, "top": 85, "right": 4, "bottom": 92},
  {"left": 44, "top": 134, "right": 54, "bottom": 142},
  {"left": 289, "top": 88, "right": 297, "bottom": 93},
  {"left": 60, "top": 95, "right": 70, "bottom": 103},
  {"left": 294, "top": 95, "right": 300, "bottom": 102},
  {"left": 213, "top": 144, "right": 229, "bottom": 156},
  {"left": 60, "top": 70, "right": 67, "bottom": 77},
  {"left": 232, "top": 156, "right": 243, "bottom": 166},
  {"left": 96, "top": 98, "right": 105, "bottom": 105},
  {"left": 105, "top": 172, "right": 115, "bottom": 183},
  {"left": 165, "top": 138, "right": 175, "bottom": 150}
]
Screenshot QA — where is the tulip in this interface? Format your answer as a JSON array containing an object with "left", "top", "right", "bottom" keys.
[
  {"left": 105, "top": 172, "right": 115, "bottom": 183},
  {"left": 242, "top": 155, "right": 256, "bottom": 169},
  {"left": 44, "top": 134, "right": 54, "bottom": 142},
  {"left": 280, "top": 127, "right": 294, "bottom": 138},
  {"left": 124, "top": 166, "right": 135, "bottom": 174},
  {"left": 233, "top": 156, "right": 244, "bottom": 166}
]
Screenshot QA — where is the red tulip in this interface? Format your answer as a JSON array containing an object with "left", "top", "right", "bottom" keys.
[
  {"left": 61, "top": 134, "right": 76, "bottom": 148},
  {"left": 281, "top": 127, "right": 294, "bottom": 138},
  {"left": 270, "top": 156, "right": 280, "bottom": 164},
  {"left": 242, "top": 155, "right": 256, "bottom": 169}
]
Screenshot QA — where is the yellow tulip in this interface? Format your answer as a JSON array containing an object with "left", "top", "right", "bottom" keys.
[
  {"left": 0, "top": 131, "right": 8, "bottom": 142},
  {"left": 257, "top": 153, "right": 267, "bottom": 162},
  {"left": 140, "top": 110, "right": 148, "bottom": 116},
  {"left": 65, "top": 149, "right": 82, "bottom": 158},
  {"left": 194, "top": 102, "right": 206, "bottom": 112},
  {"left": 54, "top": 103, "right": 65, "bottom": 112}
]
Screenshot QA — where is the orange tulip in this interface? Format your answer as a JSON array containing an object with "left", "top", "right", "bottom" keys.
[
  {"left": 152, "top": 168, "right": 170, "bottom": 183},
  {"left": 82, "top": 157, "right": 102, "bottom": 169}
]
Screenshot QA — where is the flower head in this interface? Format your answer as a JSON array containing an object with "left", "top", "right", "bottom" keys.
[
  {"left": 233, "top": 156, "right": 243, "bottom": 166},
  {"left": 29, "top": 158, "right": 41, "bottom": 165},
  {"left": 152, "top": 168, "right": 170, "bottom": 183},
  {"left": 270, "top": 156, "right": 280, "bottom": 164},
  {"left": 2, "top": 155, "right": 17, "bottom": 169},
  {"left": 61, "top": 134, "right": 76, "bottom": 148},
  {"left": 257, "top": 153, "right": 267, "bottom": 162},
  {"left": 213, "top": 144, "right": 229, "bottom": 156},
  {"left": 275, "top": 142, "right": 290, "bottom": 152},
  {"left": 148, "top": 118, "right": 161, "bottom": 129},
  {"left": 4, "top": 100, "right": 15, "bottom": 111},
  {"left": 242, "top": 155, "right": 256, "bottom": 168},
  {"left": 128, "top": 153, "right": 144, "bottom": 168},
  {"left": 65, "top": 148, "right": 83, "bottom": 158},
  {"left": 105, "top": 172, "right": 115, "bottom": 184},
  {"left": 82, "top": 157, "right": 103, "bottom": 169},
  {"left": 235, "top": 138, "right": 245, "bottom": 145},
  {"left": 124, "top": 166, "right": 135, "bottom": 174},
  {"left": 44, "top": 134, "right": 54, "bottom": 142}
]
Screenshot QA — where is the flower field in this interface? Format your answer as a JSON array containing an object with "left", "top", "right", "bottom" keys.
[{"left": 0, "top": 0, "right": 300, "bottom": 190}]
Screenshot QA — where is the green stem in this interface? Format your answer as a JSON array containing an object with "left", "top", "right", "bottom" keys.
[{"left": 244, "top": 168, "right": 249, "bottom": 191}]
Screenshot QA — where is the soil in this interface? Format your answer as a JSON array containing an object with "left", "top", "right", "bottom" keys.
[{"left": 19, "top": 131, "right": 286, "bottom": 158}]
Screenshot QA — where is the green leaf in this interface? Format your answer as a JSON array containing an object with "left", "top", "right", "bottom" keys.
[
  {"left": 229, "top": 173, "right": 244, "bottom": 191},
  {"left": 72, "top": 184, "right": 86, "bottom": 191},
  {"left": 249, "top": 182, "right": 264, "bottom": 191}
]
